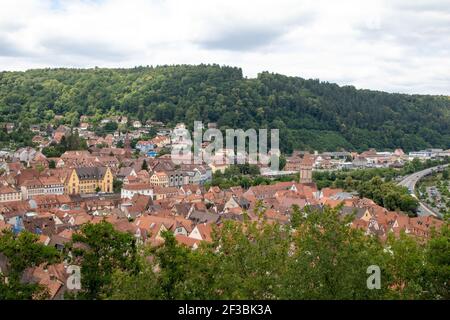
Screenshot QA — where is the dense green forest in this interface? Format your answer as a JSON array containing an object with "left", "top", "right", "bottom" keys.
[{"left": 1, "top": 65, "right": 449, "bottom": 152}]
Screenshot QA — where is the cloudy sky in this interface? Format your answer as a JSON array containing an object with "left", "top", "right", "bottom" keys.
[{"left": 1, "top": 0, "right": 449, "bottom": 94}]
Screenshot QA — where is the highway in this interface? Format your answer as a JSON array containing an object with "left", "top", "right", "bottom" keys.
[{"left": 397, "top": 164, "right": 449, "bottom": 217}]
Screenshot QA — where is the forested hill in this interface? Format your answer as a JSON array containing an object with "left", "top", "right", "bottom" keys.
[{"left": 1, "top": 64, "right": 449, "bottom": 152}]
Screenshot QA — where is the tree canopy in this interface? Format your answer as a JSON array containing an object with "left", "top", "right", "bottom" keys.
[
  {"left": 106, "top": 205, "right": 449, "bottom": 300},
  {"left": 1, "top": 65, "right": 449, "bottom": 152},
  {"left": 0, "top": 230, "right": 60, "bottom": 299}
]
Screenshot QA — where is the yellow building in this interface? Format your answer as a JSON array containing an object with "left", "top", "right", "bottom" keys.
[{"left": 66, "top": 167, "right": 114, "bottom": 195}]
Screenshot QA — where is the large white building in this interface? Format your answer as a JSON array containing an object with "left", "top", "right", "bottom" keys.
[
  {"left": 20, "top": 177, "right": 64, "bottom": 199},
  {"left": 121, "top": 183, "right": 155, "bottom": 199}
]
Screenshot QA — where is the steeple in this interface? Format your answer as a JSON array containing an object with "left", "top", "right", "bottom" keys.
[{"left": 124, "top": 131, "right": 132, "bottom": 158}]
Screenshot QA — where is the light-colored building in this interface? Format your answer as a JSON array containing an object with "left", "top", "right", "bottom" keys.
[
  {"left": 409, "top": 150, "right": 432, "bottom": 159},
  {"left": 0, "top": 185, "right": 22, "bottom": 202},
  {"left": 153, "top": 186, "right": 179, "bottom": 200},
  {"left": 20, "top": 176, "right": 64, "bottom": 199},
  {"left": 150, "top": 171, "right": 169, "bottom": 187},
  {"left": 208, "top": 162, "right": 229, "bottom": 174},
  {"left": 121, "top": 183, "right": 155, "bottom": 199}
]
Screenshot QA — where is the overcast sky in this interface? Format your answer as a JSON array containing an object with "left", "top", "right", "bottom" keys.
[{"left": 1, "top": 0, "right": 449, "bottom": 94}]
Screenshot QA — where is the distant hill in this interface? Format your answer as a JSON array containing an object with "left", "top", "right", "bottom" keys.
[{"left": 1, "top": 64, "right": 449, "bottom": 152}]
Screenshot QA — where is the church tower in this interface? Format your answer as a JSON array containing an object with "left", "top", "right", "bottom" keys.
[
  {"left": 299, "top": 152, "right": 314, "bottom": 184},
  {"left": 124, "top": 131, "right": 132, "bottom": 158}
]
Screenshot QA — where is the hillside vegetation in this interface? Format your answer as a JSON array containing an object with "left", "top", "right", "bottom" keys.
[{"left": 1, "top": 65, "right": 449, "bottom": 152}]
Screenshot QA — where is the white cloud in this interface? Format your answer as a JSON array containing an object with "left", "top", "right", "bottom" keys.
[{"left": 0, "top": 0, "right": 449, "bottom": 94}]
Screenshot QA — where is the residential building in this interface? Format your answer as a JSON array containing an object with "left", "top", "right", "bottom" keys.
[
  {"left": 136, "top": 140, "right": 155, "bottom": 154},
  {"left": 409, "top": 150, "right": 432, "bottom": 159},
  {"left": 150, "top": 135, "right": 171, "bottom": 148},
  {"left": 150, "top": 171, "right": 169, "bottom": 187},
  {"left": 20, "top": 176, "right": 65, "bottom": 199},
  {"left": 65, "top": 167, "right": 114, "bottom": 195},
  {"left": 121, "top": 183, "right": 155, "bottom": 200},
  {"left": 153, "top": 186, "right": 179, "bottom": 200},
  {"left": 0, "top": 185, "right": 22, "bottom": 202},
  {"left": 208, "top": 161, "right": 229, "bottom": 174}
]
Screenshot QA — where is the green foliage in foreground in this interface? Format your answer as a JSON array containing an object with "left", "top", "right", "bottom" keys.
[
  {"left": 75, "top": 206, "right": 448, "bottom": 300},
  {"left": 0, "top": 230, "right": 60, "bottom": 299},
  {"left": 0, "top": 206, "right": 448, "bottom": 300},
  {"left": 67, "top": 221, "right": 140, "bottom": 300}
]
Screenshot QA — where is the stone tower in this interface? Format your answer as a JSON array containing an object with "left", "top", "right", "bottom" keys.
[
  {"left": 124, "top": 131, "right": 132, "bottom": 158},
  {"left": 299, "top": 152, "right": 314, "bottom": 184}
]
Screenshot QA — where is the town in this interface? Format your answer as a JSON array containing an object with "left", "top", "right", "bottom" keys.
[{"left": 0, "top": 116, "right": 448, "bottom": 299}]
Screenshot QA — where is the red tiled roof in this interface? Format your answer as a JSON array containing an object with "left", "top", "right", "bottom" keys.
[{"left": 175, "top": 234, "right": 200, "bottom": 248}]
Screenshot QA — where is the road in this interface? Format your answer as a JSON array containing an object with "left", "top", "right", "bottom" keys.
[{"left": 397, "top": 164, "right": 449, "bottom": 217}]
